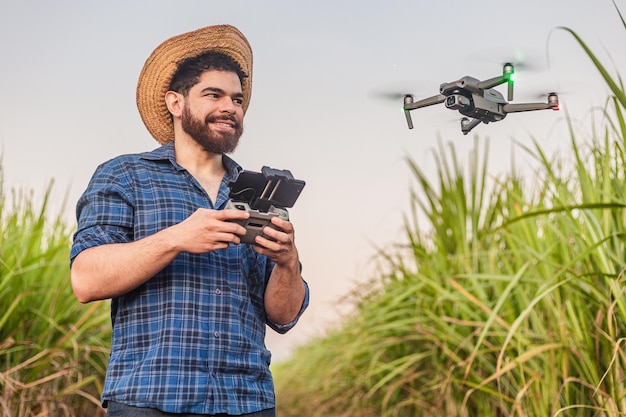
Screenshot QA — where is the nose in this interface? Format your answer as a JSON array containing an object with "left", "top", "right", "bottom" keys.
[{"left": 220, "top": 97, "right": 238, "bottom": 114}]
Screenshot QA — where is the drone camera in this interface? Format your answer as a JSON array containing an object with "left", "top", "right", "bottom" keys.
[{"left": 445, "top": 94, "right": 471, "bottom": 110}]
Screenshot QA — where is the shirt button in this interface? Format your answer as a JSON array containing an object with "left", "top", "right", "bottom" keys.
[
  {"left": 213, "top": 331, "right": 220, "bottom": 338},
  {"left": 214, "top": 288, "right": 221, "bottom": 295}
]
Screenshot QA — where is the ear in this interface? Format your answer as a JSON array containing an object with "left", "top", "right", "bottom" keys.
[{"left": 165, "top": 91, "right": 184, "bottom": 118}]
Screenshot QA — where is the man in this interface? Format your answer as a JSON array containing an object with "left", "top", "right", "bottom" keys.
[{"left": 70, "top": 25, "right": 309, "bottom": 417}]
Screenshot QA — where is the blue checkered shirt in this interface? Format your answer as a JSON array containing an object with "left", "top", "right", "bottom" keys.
[{"left": 70, "top": 143, "right": 309, "bottom": 414}]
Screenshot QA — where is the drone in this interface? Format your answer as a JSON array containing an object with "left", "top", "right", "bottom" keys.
[{"left": 402, "top": 63, "right": 559, "bottom": 135}]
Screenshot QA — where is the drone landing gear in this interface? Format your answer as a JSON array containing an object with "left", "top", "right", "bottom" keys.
[{"left": 460, "top": 117, "right": 483, "bottom": 135}]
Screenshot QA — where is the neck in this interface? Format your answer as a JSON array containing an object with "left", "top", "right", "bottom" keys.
[
  {"left": 173, "top": 136, "right": 226, "bottom": 203},
  {"left": 173, "top": 135, "right": 225, "bottom": 176}
]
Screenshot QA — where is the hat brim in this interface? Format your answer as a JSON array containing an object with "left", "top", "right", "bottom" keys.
[{"left": 136, "top": 25, "right": 253, "bottom": 144}]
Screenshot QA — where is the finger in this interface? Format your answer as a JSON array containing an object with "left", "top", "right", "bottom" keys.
[
  {"left": 270, "top": 216, "right": 293, "bottom": 233},
  {"left": 227, "top": 223, "right": 248, "bottom": 236},
  {"left": 218, "top": 208, "right": 251, "bottom": 221},
  {"left": 213, "top": 231, "right": 244, "bottom": 246},
  {"left": 200, "top": 218, "right": 246, "bottom": 237},
  {"left": 261, "top": 226, "right": 289, "bottom": 244},
  {"left": 252, "top": 237, "right": 281, "bottom": 255}
]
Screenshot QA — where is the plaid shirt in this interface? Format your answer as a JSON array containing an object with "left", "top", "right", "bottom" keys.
[{"left": 70, "top": 143, "right": 309, "bottom": 414}]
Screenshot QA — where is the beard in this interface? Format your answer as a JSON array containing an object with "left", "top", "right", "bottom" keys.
[{"left": 181, "top": 104, "right": 243, "bottom": 154}]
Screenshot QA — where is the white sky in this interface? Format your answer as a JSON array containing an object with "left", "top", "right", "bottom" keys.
[{"left": 1, "top": 0, "right": 625, "bottom": 361}]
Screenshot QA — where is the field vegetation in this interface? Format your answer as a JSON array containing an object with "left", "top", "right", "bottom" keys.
[
  {"left": 274, "top": 18, "right": 626, "bottom": 417},
  {"left": 0, "top": 182, "right": 109, "bottom": 416}
]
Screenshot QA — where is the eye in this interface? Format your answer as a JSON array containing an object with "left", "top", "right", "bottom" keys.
[{"left": 233, "top": 97, "right": 244, "bottom": 106}]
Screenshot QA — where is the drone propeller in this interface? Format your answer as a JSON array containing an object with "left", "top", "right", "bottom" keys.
[
  {"left": 368, "top": 79, "right": 435, "bottom": 103},
  {"left": 527, "top": 89, "right": 569, "bottom": 99},
  {"left": 368, "top": 90, "right": 413, "bottom": 101},
  {"left": 466, "top": 47, "right": 549, "bottom": 73}
]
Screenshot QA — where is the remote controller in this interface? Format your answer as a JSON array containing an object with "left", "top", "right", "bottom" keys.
[{"left": 226, "top": 200, "right": 289, "bottom": 244}]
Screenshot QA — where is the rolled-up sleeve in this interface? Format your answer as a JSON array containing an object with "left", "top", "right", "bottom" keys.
[{"left": 70, "top": 160, "right": 135, "bottom": 263}]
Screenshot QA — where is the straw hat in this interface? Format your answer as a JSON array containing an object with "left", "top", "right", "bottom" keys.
[{"left": 136, "top": 25, "right": 253, "bottom": 144}]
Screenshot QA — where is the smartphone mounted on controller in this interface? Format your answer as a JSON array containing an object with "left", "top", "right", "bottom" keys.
[{"left": 227, "top": 166, "right": 305, "bottom": 244}]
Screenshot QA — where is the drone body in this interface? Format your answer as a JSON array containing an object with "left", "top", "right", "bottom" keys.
[{"left": 403, "top": 63, "right": 559, "bottom": 134}]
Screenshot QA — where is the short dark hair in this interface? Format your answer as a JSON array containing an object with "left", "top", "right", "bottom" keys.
[{"left": 169, "top": 51, "right": 247, "bottom": 96}]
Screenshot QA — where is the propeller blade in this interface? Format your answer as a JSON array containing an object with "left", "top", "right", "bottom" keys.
[
  {"left": 368, "top": 90, "right": 411, "bottom": 101},
  {"left": 466, "top": 47, "right": 549, "bottom": 73}
]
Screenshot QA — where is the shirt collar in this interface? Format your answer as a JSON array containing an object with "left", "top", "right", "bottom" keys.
[{"left": 139, "top": 142, "right": 242, "bottom": 181}]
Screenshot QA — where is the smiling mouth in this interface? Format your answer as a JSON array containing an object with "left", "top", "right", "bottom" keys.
[
  {"left": 215, "top": 121, "right": 234, "bottom": 128},
  {"left": 207, "top": 115, "right": 238, "bottom": 130}
]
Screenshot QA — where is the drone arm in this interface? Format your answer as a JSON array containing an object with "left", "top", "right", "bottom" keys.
[
  {"left": 502, "top": 101, "right": 558, "bottom": 114},
  {"left": 404, "top": 94, "right": 446, "bottom": 110},
  {"left": 403, "top": 94, "right": 446, "bottom": 129},
  {"left": 477, "top": 75, "right": 508, "bottom": 91},
  {"left": 478, "top": 63, "right": 515, "bottom": 100}
]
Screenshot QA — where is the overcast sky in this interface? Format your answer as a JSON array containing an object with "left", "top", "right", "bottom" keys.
[{"left": 1, "top": 0, "right": 625, "bottom": 360}]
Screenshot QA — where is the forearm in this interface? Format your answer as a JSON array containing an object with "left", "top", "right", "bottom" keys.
[
  {"left": 264, "top": 259, "right": 306, "bottom": 325},
  {"left": 71, "top": 227, "right": 180, "bottom": 303},
  {"left": 71, "top": 208, "right": 250, "bottom": 303}
]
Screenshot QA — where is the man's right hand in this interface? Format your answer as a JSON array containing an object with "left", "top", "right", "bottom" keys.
[{"left": 169, "top": 207, "right": 250, "bottom": 253}]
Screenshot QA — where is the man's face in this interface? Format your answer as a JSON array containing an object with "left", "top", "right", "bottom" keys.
[{"left": 181, "top": 70, "right": 245, "bottom": 154}]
